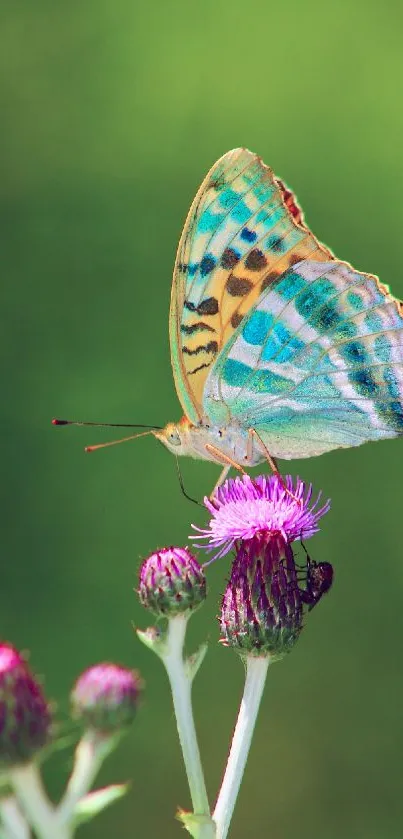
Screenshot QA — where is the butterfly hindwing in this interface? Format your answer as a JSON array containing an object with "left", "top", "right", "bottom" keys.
[
  {"left": 204, "top": 259, "right": 403, "bottom": 458},
  {"left": 169, "top": 148, "right": 333, "bottom": 423}
]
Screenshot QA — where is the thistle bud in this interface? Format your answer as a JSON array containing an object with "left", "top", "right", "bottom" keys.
[
  {"left": 220, "top": 535, "right": 304, "bottom": 660},
  {"left": 138, "top": 547, "right": 206, "bottom": 617},
  {"left": 0, "top": 643, "right": 52, "bottom": 766},
  {"left": 71, "top": 663, "right": 143, "bottom": 734}
]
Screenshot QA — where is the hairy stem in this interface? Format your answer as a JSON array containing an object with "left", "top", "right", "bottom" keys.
[
  {"left": 162, "top": 616, "right": 214, "bottom": 838},
  {"left": 0, "top": 795, "right": 30, "bottom": 839},
  {"left": 10, "top": 763, "right": 71, "bottom": 839},
  {"left": 57, "top": 730, "right": 113, "bottom": 825},
  {"left": 213, "top": 655, "right": 270, "bottom": 839}
]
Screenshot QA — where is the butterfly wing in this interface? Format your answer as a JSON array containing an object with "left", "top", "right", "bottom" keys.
[
  {"left": 203, "top": 259, "right": 403, "bottom": 458},
  {"left": 170, "top": 148, "right": 333, "bottom": 424}
]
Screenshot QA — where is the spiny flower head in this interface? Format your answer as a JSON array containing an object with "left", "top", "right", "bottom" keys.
[
  {"left": 193, "top": 475, "right": 330, "bottom": 559},
  {"left": 138, "top": 547, "right": 206, "bottom": 617},
  {"left": 0, "top": 642, "right": 52, "bottom": 766},
  {"left": 71, "top": 663, "right": 143, "bottom": 733},
  {"left": 220, "top": 534, "right": 304, "bottom": 659}
]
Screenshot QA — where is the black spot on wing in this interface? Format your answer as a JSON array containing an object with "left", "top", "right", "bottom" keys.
[
  {"left": 266, "top": 235, "right": 284, "bottom": 252},
  {"left": 188, "top": 362, "right": 213, "bottom": 376},
  {"left": 231, "top": 312, "right": 244, "bottom": 329},
  {"left": 181, "top": 321, "right": 216, "bottom": 335},
  {"left": 226, "top": 275, "right": 254, "bottom": 296},
  {"left": 221, "top": 248, "right": 241, "bottom": 269},
  {"left": 260, "top": 274, "right": 278, "bottom": 292},
  {"left": 200, "top": 254, "right": 216, "bottom": 276},
  {"left": 184, "top": 297, "right": 219, "bottom": 315},
  {"left": 182, "top": 341, "right": 218, "bottom": 356},
  {"left": 245, "top": 249, "right": 268, "bottom": 271}
]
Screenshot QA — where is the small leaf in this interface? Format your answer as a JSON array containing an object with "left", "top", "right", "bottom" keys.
[
  {"left": 136, "top": 626, "right": 167, "bottom": 658},
  {"left": 185, "top": 643, "right": 208, "bottom": 682},
  {"left": 177, "top": 808, "right": 216, "bottom": 837},
  {"left": 72, "top": 784, "right": 129, "bottom": 826}
]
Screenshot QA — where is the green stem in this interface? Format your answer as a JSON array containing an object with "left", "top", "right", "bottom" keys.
[
  {"left": 213, "top": 655, "right": 270, "bottom": 839},
  {"left": 10, "top": 763, "right": 71, "bottom": 839},
  {"left": 161, "top": 616, "right": 214, "bottom": 838},
  {"left": 57, "top": 730, "right": 113, "bottom": 825},
  {"left": 0, "top": 795, "right": 30, "bottom": 839}
]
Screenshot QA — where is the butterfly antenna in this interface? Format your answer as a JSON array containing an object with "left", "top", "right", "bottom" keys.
[
  {"left": 85, "top": 430, "right": 155, "bottom": 453},
  {"left": 52, "top": 418, "right": 162, "bottom": 453},
  {"left": 52, "top": 419, "right": 162, "bottom": 430}
]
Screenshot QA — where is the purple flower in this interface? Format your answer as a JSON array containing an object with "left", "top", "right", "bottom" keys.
[
  {"left": 138, "top": 547, "right": 206, "bottom": 617},
  {"left": 193, "top": 475, "right": 330, "bottom": 559},
  {"left": 71, "top": 663, "right": 143, "bottom": 733},
  {"left": 220, "top": 535, "right": 304, "bottom": 659},
  {"left": 0, "top": 642, "right": 52, "bottom": 766}
]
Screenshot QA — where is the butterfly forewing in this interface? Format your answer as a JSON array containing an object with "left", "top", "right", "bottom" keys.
[{"left": 170, "top": 148, "right": 333, "bottom": 422}]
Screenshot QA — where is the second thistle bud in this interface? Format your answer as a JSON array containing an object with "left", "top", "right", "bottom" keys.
[
  {"left": 71, "top": 663, "right": 143, "bottom": 734},
  {"left": 138, "top": 547, "right": 206, "bottom": 617},
  {"left": 0, "top": 643, "right": 52, "bottom": 766}
]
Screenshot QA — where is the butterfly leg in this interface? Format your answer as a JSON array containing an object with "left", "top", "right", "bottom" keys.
[
  {"left": 205, "top": 444, "right": 245, "bottom": 499},
  {"left": 210, "top": 465, "right": 231, "bottom": 497},
  {"left": 248, "top": 428, "right": 281, "bottom": 477}
]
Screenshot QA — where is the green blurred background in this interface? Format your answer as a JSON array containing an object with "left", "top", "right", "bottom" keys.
[{"left": 1, "top": 1, "right": 403, "bottom": 836}]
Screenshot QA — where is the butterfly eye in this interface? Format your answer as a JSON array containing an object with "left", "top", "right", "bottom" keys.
[{"left": 169, "top": 428, "right": 181, "bottom": 447}]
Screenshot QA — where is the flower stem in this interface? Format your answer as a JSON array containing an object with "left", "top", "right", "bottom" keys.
[
  {"left": 57, "top": 730, "right": 113, "bottom": 825},
  {"left": 10, "top": 763, "right": 71, "bottom": 839},
  {"left": 213, "top": 655, "right": 270, "bottom": 839},
  {"left": 0, "top": 795, "right": 30, "bottom": 839},
  {"left": 161, "top": 616, "right": 214, "bottom": 837}
]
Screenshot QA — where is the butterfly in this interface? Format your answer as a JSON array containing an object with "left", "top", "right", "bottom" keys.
[{"left": 151, "top": 148, "right": 403, "bottom": 492}]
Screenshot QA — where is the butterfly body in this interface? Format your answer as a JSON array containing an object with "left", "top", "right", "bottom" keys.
[
  {"left": 159, "top": 148, "right": 403, "bottom": 486},
  {"left": 155, "top": 417, "right": 265, "bottom": 467}
]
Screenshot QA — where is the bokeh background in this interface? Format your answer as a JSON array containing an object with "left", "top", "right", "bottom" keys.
[{"left": 2, "top": 1, "right": 403, "bottom": 836}]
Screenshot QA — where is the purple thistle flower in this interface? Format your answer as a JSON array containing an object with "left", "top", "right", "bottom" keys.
[
  {"left": 0, "top": 643, "right": 52, "bottom": 766},
  {"left": 71, "top": 663, "right": 143, "bottom": 734},
  {"left": 193, "top": 475, "right": 330, "bottom": 559},
  {"left": 220, "top": 534, "right": 304, "bottom": 659}
]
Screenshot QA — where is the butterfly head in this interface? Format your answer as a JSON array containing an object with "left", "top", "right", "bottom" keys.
[{"left": 153, "top": 419, "right": 193, "bottom": 456}]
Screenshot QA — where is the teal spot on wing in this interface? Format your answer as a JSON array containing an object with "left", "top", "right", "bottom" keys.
[
  {"left": 222, "top": 358, "right": 251, "bottom": 388},
  {"left": 218, "top": 188, "right": 239, "bottom": 209},
  {"left": 349, "top": 368, "right": 377, "bottom": 398},
  {"left": 312, "top": 302, "right": 344, "bottom": 332},
  {"left": 339, "top": 340, "right": 367, "bottom": 365},
  {"left": 333, "top": 320, "right": 357, "bottom": 339},
  {"left": 230, "top": 200, "right": 251, "bottom": 223},
  {"left": 374, "top": 335, "right": 391, "bottom": 362},
  {"left": 276, "top": 336, "right": 305, "bottom": 363},
  {"left": 251, "top": 369, "right": 291, "bottom": 394},
  {"left": 262, "top": 207, "right": 286, "bottom": 234},
  {"left": 378, "top": 401, "right": 403, "bottom": 431},
  {"left": 253, "top": 182, "right": 275, "bottom": 202},
  {"left": 383, "top": 367, "right": 400, "bottom": 399},
  {"left": 275, "top": 271, "right": 306, "bottom": 301},
  {"left": 242, "top": 310, "right": 274, "bottom": 345},
  {"left": 197, "top": 208, "right": 225, "bottom": 234},
  {"left": 347, "top": 291, "right": 363, "bottom": 311},
  {"left": 295, "top": 278, "right": 336, "bottom": 321},
  {"left": 261, "top": 322, "right": 305, "bottom": 363},
  {"left": 222, "top": 359, "right": 290, "bottom": 394},
  {"left": 365, "top": 312, "right": 383, "bottom": 331},
  {"left": 293, "top": 376, "right": 341, "bottom": 399}
]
